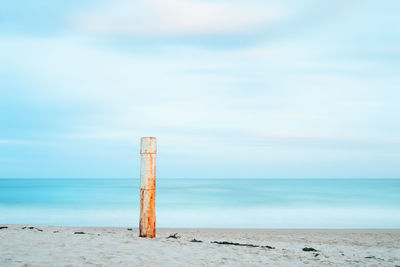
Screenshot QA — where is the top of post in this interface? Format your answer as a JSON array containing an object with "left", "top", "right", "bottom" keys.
[{"left": 140, "top": 137, "right": 157, "bottom": 154}]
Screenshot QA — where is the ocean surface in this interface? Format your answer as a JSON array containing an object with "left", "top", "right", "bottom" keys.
[{"left": 1, "top": 179, "right": 399, "bottom": 228}]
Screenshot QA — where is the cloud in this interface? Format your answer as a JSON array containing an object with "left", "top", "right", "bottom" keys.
[
  {"left": 75, "top": 0, "right": 287, "bottom": 37},
  {"left": 1, "top": 34, "right": 397, "bottom": 147}
]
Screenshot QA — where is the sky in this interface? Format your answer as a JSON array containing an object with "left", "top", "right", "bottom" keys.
[{"left": 0, "top": 0, "right": 399, "bottom": 178}]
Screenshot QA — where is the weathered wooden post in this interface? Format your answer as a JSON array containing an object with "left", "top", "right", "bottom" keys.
[{"left": 139, "top": 137, "right": 157, "bottom": 238}]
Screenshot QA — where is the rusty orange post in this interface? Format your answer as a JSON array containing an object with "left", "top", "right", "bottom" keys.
[{"left": 139, "top": 137, "right": 157, "bottom": 238}]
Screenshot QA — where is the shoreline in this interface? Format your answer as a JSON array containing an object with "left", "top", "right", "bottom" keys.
[
  {"left": 3, "top": 224, "right": 400, "bottom": 231},
  {"left": 1, "top": 224, "right": 400, "bottom": 266}
]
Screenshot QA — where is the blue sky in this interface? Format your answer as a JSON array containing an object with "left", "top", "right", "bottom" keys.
[{"left": 1, "top": 0, "right": 399, "bottom": 178}]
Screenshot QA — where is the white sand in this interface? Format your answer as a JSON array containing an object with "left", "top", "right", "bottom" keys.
[{"left": 1, "top": 225, "right": 399, "bottom": 266}]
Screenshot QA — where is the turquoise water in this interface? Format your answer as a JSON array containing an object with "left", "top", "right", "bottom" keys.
[{"left": 1, "top": 179, "right": 399, "bottom": 228}]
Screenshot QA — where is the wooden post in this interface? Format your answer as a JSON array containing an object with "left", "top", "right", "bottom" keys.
[{"left": 139, "top": 137, "right": 157, "bottom": 238}]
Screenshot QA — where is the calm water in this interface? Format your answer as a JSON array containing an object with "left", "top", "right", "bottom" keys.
[{"left": 1, "top": 179, "right": 399, "bottom": 228}]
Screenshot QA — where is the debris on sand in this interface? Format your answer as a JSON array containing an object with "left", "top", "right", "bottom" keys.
[
  {"left": 190, "top": 239, "right": 203, "bottom": 243},
  {"left": 21, "top": 226, "right": 43, "bottom": 232},
  {"left": 74, "top": 232, "right": 86, "bottom": 235},
  {"left": 365, "top": 256, "right": 384, "bottom": 261},
  {"left": 302, "top": 247, "right": 318, "bottom": 252},
  {"left": 211, "top": 241, "right": 275, "bottom": 249},
  {"left": 261, "top": 245, "right": 275, "bottom": 249},
  {"left": 167, "top": 233, "right": 180, "bottom": 239}
]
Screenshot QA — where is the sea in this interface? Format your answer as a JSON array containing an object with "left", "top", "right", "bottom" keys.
[{"left": 1, "top": 179, "right": 399, "bottom": 228}]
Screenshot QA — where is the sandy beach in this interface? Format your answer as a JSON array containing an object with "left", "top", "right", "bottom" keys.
[{"left": 0, "top": 225, "right": 399, "bottom": 266}]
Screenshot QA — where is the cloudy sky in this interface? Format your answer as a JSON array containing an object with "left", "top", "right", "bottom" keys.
[{"left": 1, "top": 0, "right": 399, "bottom": 178}]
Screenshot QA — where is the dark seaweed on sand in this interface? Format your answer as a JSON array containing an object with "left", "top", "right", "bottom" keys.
[{"left": 211, "top": 241, "right": 274, "bottom": 249}]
